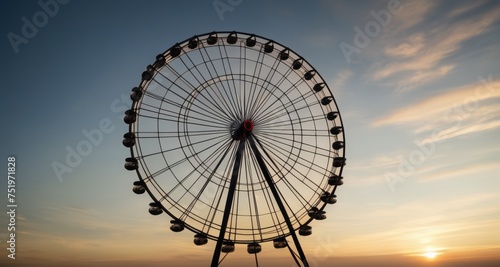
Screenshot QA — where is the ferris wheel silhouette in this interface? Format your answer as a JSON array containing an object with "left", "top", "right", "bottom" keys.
[{"left": 123, "top": 31, "right": 346, "bottom": 267}]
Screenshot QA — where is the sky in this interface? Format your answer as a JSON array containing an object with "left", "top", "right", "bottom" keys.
[{"left": 1, "top": 0, "right": 499, "bottom": 266}]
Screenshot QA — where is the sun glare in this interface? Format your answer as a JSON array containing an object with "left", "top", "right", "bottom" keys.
[{"left": 424, "top": 251, "right": 438, "bottom": 259}]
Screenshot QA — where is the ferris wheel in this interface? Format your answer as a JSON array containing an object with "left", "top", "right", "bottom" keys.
[{"left": 123, "top": 31, "right": 346, "bottom": 267}]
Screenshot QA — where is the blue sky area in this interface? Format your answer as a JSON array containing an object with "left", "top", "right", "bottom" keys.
[{"left": 1, "top": 0, "right": 499, "bottom": 266}]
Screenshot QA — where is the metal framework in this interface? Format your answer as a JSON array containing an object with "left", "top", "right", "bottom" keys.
[{"left": 123, "top": 31, "right": 346, "bottom": 266}]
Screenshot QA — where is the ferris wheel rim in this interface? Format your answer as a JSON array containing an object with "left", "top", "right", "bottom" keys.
[{"left": 124, "top": 31, "right": 346, "bottom": 244}]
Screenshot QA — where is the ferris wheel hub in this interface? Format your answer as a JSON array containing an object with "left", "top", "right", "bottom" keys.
[
  {"left": 243, "top": 119, "right": 254, "bottom": 132},
  {"left": 231, "top": 119, "right": 254, "bottom": 140}
]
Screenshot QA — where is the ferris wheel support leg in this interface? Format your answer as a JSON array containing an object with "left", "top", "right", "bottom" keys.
[
  {"left": 247, "top": 134, "right": 310, "bottom": 267},
  {"left": 211, "top": 140, "right": 246, "bottom": 267}
]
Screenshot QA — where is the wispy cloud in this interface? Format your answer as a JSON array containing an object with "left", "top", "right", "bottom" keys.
[
  {"left": 329, "top": 69, "right": 352, "bottom": 93},
  {"left": 386, "top": 1, "right": 436, "bottom": 35},
  {"left": 13, "top": 204, "right": 209, "bottom": 264},
  {"left": 446, "top": 0, "right": 487, "bottom": 18},
  {"left": 418, "top": 161, "right": 500, "bottom": 182},
  {"left": 373, "top": 2, "right": 500, "bottom": 91},
  {"left": 344, "top": 154, "right": 404, "bottom": 186},
  {"left": 321, "top": 192, "right": 500, "bottom": 256},
  {"left": 372, "top": 78, "right": 500, "bottom": 141},
  {"left": 384, "top": 34, "right": 425, "bottom": 58}
]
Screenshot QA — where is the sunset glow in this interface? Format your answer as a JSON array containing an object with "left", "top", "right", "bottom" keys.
[
  {"left": 423, "top": 250, "right": 439, "bottom": 260},
  {"left": 2, "top": 0, "right": 500, "bottom": 266}
]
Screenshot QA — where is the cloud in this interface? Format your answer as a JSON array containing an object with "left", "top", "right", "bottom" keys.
[
  {"left": 419, "top": 109, "right": 500, "bottom": 144},
  {"left": 12, "top": 204, "right": 210, "bottom": 265},
  {"left": 368, "top": 77, "right": 500, "bottom": 188},
  {"left": 446, "top": 0, "right": 487, "bottom": 18},
  {"left": 372, "top": 2, "right": 500, "bottom": 90},
  {"left": 327, "top": 213, "right": 500, "bottom": 258},
  {"left": 327, "top": 192, "right": 500, "bottom": 256},
  {"left": 343, "top": 154, "right": 404, "bottom": 187},
  {"left": 372, "top": 77, "right": 500, "bottom": 131},
  {"left": 385, "top": 1, "right": 436, "bottom": 35},
  {"left": 329, "top": 69, "right": 352, "bottom": 93},
  {"left": 417, "top": 161, "right": 500, "bottom": 182},
  {"left": 395, "top": 65, "right": 455, "bottom": 93},
  {"left": 384, "top": 33, "right": 425, "bottom": 58}
]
